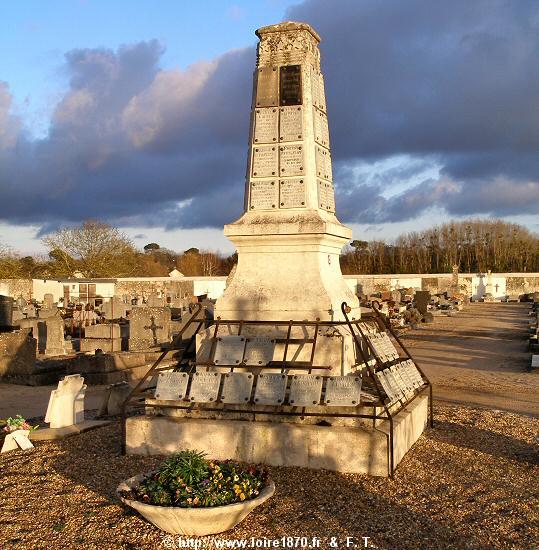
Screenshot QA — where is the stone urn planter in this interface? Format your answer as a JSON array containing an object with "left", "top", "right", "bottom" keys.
[{"left": 117, "top": 473, "right": 275, "bottom": 536}]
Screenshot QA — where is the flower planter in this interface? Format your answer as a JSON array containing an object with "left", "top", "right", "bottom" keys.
[{"left": 117, "top": 473, "right": 275, "bottom": 536}]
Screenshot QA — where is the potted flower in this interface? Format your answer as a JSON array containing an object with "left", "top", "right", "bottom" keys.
[{"left": 117, "top": 450, "right": 275, "bottom": 536}]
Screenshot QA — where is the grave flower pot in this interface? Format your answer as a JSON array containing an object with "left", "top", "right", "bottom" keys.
[{"left": 117, "top": 451, "right": 274, "bottom": 536}]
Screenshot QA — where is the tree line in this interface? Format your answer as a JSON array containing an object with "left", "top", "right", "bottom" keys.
[
  {"left": 0, "top": 218, "right": 538, "bottom": 279},
  {"left": 340, "top": 219, "right": 539, "bottom": 274}
]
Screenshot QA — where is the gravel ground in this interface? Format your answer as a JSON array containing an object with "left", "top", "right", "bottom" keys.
[{"left": 0, "top": 405, "right": 537, "bottom": 549}]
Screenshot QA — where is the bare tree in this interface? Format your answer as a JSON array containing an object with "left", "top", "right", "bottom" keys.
[{"left": 42, "top": 220, "right": 138, "bottom": 277}]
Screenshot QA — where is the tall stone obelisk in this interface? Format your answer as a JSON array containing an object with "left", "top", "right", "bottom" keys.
[{"left": 216, "top": 22, "right": 359, "bottom": 321}]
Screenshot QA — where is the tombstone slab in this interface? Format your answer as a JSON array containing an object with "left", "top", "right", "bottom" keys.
[
  {"left": 128, "top": 307, "right": 171, "bottom": 351},
  {"left": 45, "top": 374, "right": 86, "bottom": 429}
]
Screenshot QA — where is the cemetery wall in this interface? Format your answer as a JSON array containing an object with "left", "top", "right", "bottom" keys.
[
  {"left": 115, "top": 279, "right": 195, "bottom": 300},
  {"left": 0, "top": 279, "right": 33, "bottom": 300},
  {"left": 344, "top": 273, "right": 539, "bottom": 296}
]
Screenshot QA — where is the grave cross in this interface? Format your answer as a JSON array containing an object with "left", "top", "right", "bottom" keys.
[{"left": 144, "top": 316, "right": 164, "bottom": 345}]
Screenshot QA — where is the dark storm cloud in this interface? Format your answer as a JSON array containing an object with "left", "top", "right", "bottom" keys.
[{"left": 0, "top": 0, "right": 538, "bottom": 234}]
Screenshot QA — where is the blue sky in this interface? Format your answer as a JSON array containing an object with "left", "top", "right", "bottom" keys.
[
  {"left": 1, "top": 0, "right": 292, "bottom": 138},
  {"left": 0, "top": 1, "right": 538, "bottom": 255}
]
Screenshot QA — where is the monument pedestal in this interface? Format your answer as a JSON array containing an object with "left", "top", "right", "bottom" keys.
[
  {"left": 125, "top": 394, "right": 428, "bottom": 477},
  {"left": 217, "top": 212, "right": 359, "bottom": 321}
]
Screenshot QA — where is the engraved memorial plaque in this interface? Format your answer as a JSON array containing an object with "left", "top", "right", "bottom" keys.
[
  {"left": 314, "top": 108, "right": 324, "bottom": 145},
  {"left": 221, "top": 372, "right": 254, "bottom": 404},
  {"left": 318, "top": 179, "right": 327, "bottom": 209},
  {"left": 254, "top": 373, "right": 287, "bottom": 405},
  {"left": 279, "top": 144, "right": 303, "bottom": 176},
  {"left": 280, "top": 178, "right": 306, "bottom": 208},
  {"left": 324, "top": 376, "right": 362, "bottom": 407},
  {"left": 405, "top": 361, "right": 423, "bottom": 387},
  {"left": 311, "top": 67, "right": 320, "bottom": 108},
  {"left": 390, "top": 365, "right": 410, "bottom": 394},
  {"left": 250, "top": 181, "right": 278, "bottom": 210},
  {"left": 280, "top": 65, "right": 302, "bottom": 106},
  {"left": 189, "top": 372, "right": 221, "bottom": 403},
  {"left": 244, "top": 337, "right": 276, "bottom": 366},
  {"left": 213, "top": 335, "right": 246, "bottom": 365},
  {"left": 252, "top": 145, "right": 278, "bottom": 177},
  {"left": 288, "top": 375, "right": 323, "bottom": 407},
  {"left": 320, "top": 111, "right": 330, "bottom": 146},
  {"left": 256, "top": 66, "right": 278, "bottom": 107},
  {"left": 254, "top": 108, "right": 278, "bottom": 143},
  {"left": 376, "top": 371, "right": 398, "bottom": 402},
  {"left": 384, "top": 370, "right": 405, "bottom": 399},
  {"left": 395, "top": 364, "right": 414, "bottom": 392},
  {"left": 155, "top": 372, "right": 189, "bottom": 400},
  {"left": 280, "top": 106, "right": 303, "bottom": 142},
  {"left": 325, "top": 149, "right": 333, "bottom": 181},
  {"left": 326, "top": 183, "right": 335, "bottom": 212},
  {"left": 315, "top": 146, "right": 326, "bottom": 178},
  {"left": 318, "top": 72, "right": 326, "bottom": 111}
]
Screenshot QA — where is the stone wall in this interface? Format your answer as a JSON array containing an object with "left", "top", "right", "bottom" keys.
[
  {"left": 114, "top": 280, "right": 194, "bottom": 301},
  {"left": 344, "top": 273, "right": 539, "bottom": 297},
  {"left": 0, "top": 279, "right": 33, "bottom": 300}
]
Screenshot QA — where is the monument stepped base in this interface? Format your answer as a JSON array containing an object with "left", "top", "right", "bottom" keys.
[{"left": 126, "top": 394, "right": 428, "bottom": 477}]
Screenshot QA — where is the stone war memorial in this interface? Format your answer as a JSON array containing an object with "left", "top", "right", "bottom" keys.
[{"left": 124, "top": 22, "right": 432, "bottom": 477}]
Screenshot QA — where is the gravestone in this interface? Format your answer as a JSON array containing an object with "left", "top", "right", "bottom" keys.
[
  {"left": 45, "top": 374, "right": 86, "bottom": 429},
  {"left": 102, "top": 297, "right": 128, "bottom": 320},
  {"left": 128, "top": 307, "right": 171, "bottom": 351},
  {"left": 39, "top": 294, "right": 58, "bottom": 319},
  {"left": 38, "top": 314, "right": 66, "bottom": 356},
  {"left": 415, "top": 291, "right": 431, "bottom": 315}
]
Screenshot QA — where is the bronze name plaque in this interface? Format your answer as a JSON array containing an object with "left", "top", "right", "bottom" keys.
[
  {"left": 254, "top": 108, "right": 278, "bottom": 143},
  {"left": 250, "top": 180, "right": 278, "bottom": 210},
  {"left": 280, "top": 106, "right": 303, "bottom": 142},
  {"left": 279, "top": 144, "right": 303, "bottom": 176},
  {"left": 252, "top": 145, "right": 278, "bottom": 177},
  {"left": 256, "top": 66, "right": 278, "bottom": 107},
  {"left": 280, "top": 65, "right": 302, "bottom": 106},
  {"left": 280, "top": 178, "right": 306, "bottom": 208}
]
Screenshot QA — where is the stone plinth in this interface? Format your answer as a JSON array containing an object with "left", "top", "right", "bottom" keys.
[
  {"left": 126, "top": 394, "right": 428, "bottom": 477},
  {"left": 79, "top": 337, "right": 122, "bottom": 353},
  {"left": 214, "top": 22, "right": 359, "bottom": 322}
]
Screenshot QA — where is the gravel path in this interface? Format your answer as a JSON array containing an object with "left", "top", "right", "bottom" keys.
[
  {"left": 1, "top": 405, "right": 537, "bottom": 549},
  {"left": 402, "top": 303, "right": 539, "bottom": 416}
]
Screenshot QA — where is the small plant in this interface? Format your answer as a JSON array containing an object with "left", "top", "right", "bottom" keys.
[
  {"left": 126, "top": 450, "right": 269, "bottom": 508},
  {"left": 1, "top": 415, "right": 39, "bottom": 434}
]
